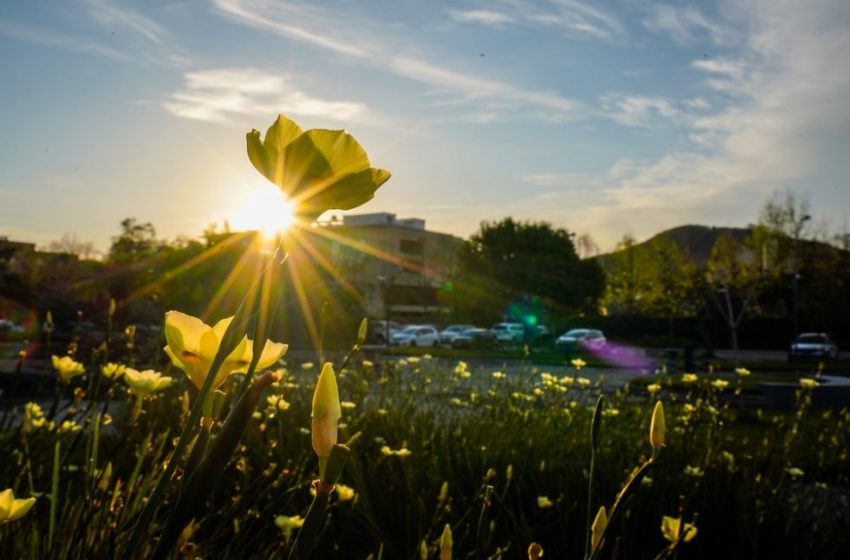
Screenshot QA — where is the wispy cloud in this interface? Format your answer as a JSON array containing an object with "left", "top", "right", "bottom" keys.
[
  {"left": 213, "top": 0, "right": 580, "bottom": 121},
  {"left": 162, "top": 68, "right": 366, "bottom": 123},
  {"left": 642, "top": 3, "right": 735, "bottom": 46},
  {"left": 448, "top": 9, "right": 514, "bottom": 27},
  {"left": 450, "top": 0, "right": 625, "bottom": 41},
  {"left": 600, "top": 94, "right": 685, "bottom": 127},
  {"left": 81, "top": 0, "right": 168, "bottom": 46},
  {"left": 0, "top": 18, "right": 129, "bottom": 60},
  {"left": 519, "top": 0, "right": 850, "bottom": 248}
]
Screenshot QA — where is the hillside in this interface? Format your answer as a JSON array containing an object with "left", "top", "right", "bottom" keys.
[{"left": 595, "top": 224, "right": 752, "bottom": 268}]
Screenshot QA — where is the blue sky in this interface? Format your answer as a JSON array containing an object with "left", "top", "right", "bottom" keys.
[{"left": 1, "top": 0, "right": 849, "bottom": 253}]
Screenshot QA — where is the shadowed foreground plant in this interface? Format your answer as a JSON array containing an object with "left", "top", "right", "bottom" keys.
[{"left": 287, "top": 363, "right": 351, "bottom": 560}]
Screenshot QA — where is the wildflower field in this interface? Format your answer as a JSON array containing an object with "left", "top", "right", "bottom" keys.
[{"left": 2, "top": 114, "right": 849, "bottom": 559}]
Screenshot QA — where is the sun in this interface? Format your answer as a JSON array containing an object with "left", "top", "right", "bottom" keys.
[{"left": 228, "top": 182, "right": 296, "bottom": 238}]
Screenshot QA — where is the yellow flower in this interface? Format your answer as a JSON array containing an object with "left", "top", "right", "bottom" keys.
[
  {"left": 52, "top": 355, "right": 85, "bottom": 383},
  {"left": 381, "top": 445, "right": 411, "bottom": 458},
  {"left": 571, "top": 358, "right": 586, "bottom": 370},
  {"left": 591, "top": 506, "right": 607, "bottom": 550},
  {"left": 647, "top": 383, "right": 661, "bottom": 395},
  {"left": 247, "top": 114, "right": 391, "bottom": 220},
  {"left": 124, "top": 369, "right": 173, "bottom": 395},
  {"left": 274, "top": 514, "right": 304, "bottom": 540},
  {"left": 59, "top": 420, "right": 81, "bottom": 433},
  {"left": 735, "top": 367, "right": 751, "bottom": 377},
  {"left": 683, "top": 465, "right": 704, "bottom": 477},
  {"left": 23, "top": 402, "right": 47, "bottom": 432},
  {"left": 660, "top": 516, "right": 697, "bottom": 543},
  {"left": 492, "top": 371, "right": 505, "bottom": 379},
  {"left": 311, "top": 363, "right": 341, "bottom": 460},
  {"left": 341, "top": 401, "right": 357, "bottom": 410},
  {"left": 786, "top": 467, "right": 805, "bottom": 478},
  {"left": 528, "top": 543, "right": 544, "bottom": 560},
  {"left": 799, "top": 378, "right": 818, "bottom": 389},
  {"left": 335, "top": 484, "right": 356, "bottom": 501},
  {"left": 0, "top": 489, "right": 36, "bottom": 524},
  {"left": 163, "top": 311, "right": 287, "bottom": 391},
  {"left": 537, "top": 496, "right": 553, "bottom": 508},
  {"left": 101, "top": 362, "right": 126, "bottom": 379},
  {"left": 650, "top": 401, "right": 665, "bottom": 450},
  {"left": 711, "top": 379, "right": 729, "bottom": 390},
  {"left": 681, "top": 373, "right": 698, "bottom": 383},
  {"left": 577, "top": 377, "right": 591, "bottom": 388}
]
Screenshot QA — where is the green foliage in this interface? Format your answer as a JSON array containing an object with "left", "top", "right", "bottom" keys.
[
  {"left": 3, "top": 352, "right": 850, "bottom": 558},
  {"left": 452, "top": 218, "right": 604, "bottom": 324}
]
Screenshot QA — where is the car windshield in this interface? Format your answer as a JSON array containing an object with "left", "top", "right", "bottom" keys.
[
  {"left": 797, "top": 334, "right": 827, "bottom": 343},
  {"left": 399, "top": 326, "right": 421, "bottom": 334},
  {"left": 563, "top": 329, "right": 587, "bottom": 337}
]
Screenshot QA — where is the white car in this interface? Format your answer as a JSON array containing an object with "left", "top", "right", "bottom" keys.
[
  {"left": 555, "top": 329, "right": 606, "bottom": 352},
  {"left": 789, "top": 333, "right": 839, "bottom": 361},
  {"left": 491, "top": 322, "right": 525, "bottom": 343},
  {"left": 391, "top": 325, "right": 440, "bottom": 347},
  {"left": 439, "top": 324, "right": 475, "bottom": 345}
]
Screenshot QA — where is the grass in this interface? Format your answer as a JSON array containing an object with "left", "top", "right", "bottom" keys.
[{"left": 2, "top": 351, "right": 849, "bottom": 559}]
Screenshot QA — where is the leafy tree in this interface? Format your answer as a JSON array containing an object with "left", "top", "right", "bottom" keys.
[{"left": 451, "top": 218, "right": 604, "bottom": 326}]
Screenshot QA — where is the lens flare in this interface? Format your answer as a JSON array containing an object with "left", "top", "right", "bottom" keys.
[{"left": 229, "top": 183, "right": 295, "bottom": 238}]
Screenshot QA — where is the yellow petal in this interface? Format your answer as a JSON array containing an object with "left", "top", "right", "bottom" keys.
[
  {"left": 0, "top": 489, "right": 12, "bottom": 520},
  {"left": 303, "top": 129, "right": 370, "bottom": 176},
  {"left": 650, "top": 401, "right": 665, "bottom": 449},
  {"left": 263, "top": 114, "right": 304, "bottom": 152},
  {"left": 8, "top": 497, "right": 36, "bottom": 522},
  {"left": 165, "top": 311, "right": 209, "bottom": 356},
  {"left": 254, "top": 340, "right": 288, "bottom": 370},
  {"left": 591, "top": 506, "right": 607, "bottom": 549}
]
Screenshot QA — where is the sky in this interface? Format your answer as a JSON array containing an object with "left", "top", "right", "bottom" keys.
[{"left": 1, "top": 0, "right": 849, "bottom": 254}]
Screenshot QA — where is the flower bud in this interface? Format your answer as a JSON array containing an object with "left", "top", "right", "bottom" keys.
[
  {"left": 311, "top": 363, "right": 342, "bottom": 460},
  {"left": 591, "top": 505, "right": 607, "bottom": 550},
  {"left": 439, "top": 524, "right": 453, "bottom": 560},
  {"left": 357, "top": 318, "right": 368, "bottom": 346},
  {"left": 650, "top": 401, "right": 665, "bottom": 450}
]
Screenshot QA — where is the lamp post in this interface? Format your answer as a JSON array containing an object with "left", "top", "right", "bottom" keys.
[{"left": 791, "top": 214, "right": 811, "bottom": 340}]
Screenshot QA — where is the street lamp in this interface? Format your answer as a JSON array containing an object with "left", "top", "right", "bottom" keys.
[{"left": 791, "top": 214, "right": 811, "bottom": 340}]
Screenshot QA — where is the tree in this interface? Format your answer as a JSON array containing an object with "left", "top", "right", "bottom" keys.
[
  {"left": 451, "top": 218, "right": 604, "bottom": 325},
  {"left": 704, "top": 233, "right": 764, "bottom": 362},
  {"left": 46, "top": 233, "right": 100, "bottom": 260},
  {"left": 108, "top": 218, "right": 159, "bottom": 265}
]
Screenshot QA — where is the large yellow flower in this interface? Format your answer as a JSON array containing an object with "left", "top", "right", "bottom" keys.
[
  {"left": 0, "top": 489, "right": 36, "bottom": 524},
  {"left": 247, "top": 114, "right": 391, "bottom": 220},
  {"left": 163, "top": 311, "right": 287, "bottom": 390}
]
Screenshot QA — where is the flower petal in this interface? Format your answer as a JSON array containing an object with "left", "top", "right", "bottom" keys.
[
  {"left": 165, "top": 311, "right": 209, "bottom": 356},
  {"left": 255, "top": 340, "right": 288, "bottom": 370},
  {"left": 0, "top": 489, "right": 12, "bottom": 519},
  {"left": 8, "top": 497, "right": 36, "bottom": 522}
]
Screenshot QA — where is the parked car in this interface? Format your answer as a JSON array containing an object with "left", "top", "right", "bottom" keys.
[
  {"left": 491, "top": 322, "right": 525, "bottom": 343},
  {"left": 555, "top": 329, "right": 607, "bottom": 352},
  {"left": 0, "top": 319, "right": 25, "bottom": 333},
  {"left": 391, "top": 325, "right": 440, "bottom": 347},
  {"left": 789, "top": 332, "right": 839, "bottom": 361},
  {"left": 370, "top": 320, "right": 403, "bottom": 344},
  {"left": 439, "top": 324, "right": 475, "bottom": 345},
  {"left": 451, "top": 327, "right": 497, "bottom": 349}
]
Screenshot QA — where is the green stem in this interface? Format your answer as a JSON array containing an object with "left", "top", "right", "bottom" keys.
[
  {"left": 49, "top": 440, "right": 61, "bottom": 551},
  {"left": 585, "top": 394, "right": 604, "bottom": 559},
  {"left": 288, "top": 445, "right": 351, "bottom": 560}
]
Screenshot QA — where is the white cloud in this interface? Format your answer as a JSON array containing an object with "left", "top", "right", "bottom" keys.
[
  {"left": 448, "top": 10, "right": 514, "bottom": 26},
  {"left": 600, "top": 94, "right": 683, "bottom": 127},
  {"left": 0, "top": 18, "right": 129, "bottom": 60},
  {"left": 213, "top": 0, "right": 580, "bottom": 121},
  {"left": 162, "top": 68, "right": 366, "bottom": 123},
  {"left": 81, "top": 0, "right": 168, "bottom": 46},
  {"left": 452, "top": 0, "right": 625, "bottom": 41},
  {"left": 521, "top": 0, "right": 850, "bottom": 249},
  {"left": 642, "top": 3, "right": 736, "bottom": 46}
]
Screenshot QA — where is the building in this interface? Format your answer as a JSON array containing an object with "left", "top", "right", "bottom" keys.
[{"left": 315, "top": 213, "right": 463, "bottom": 321}]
